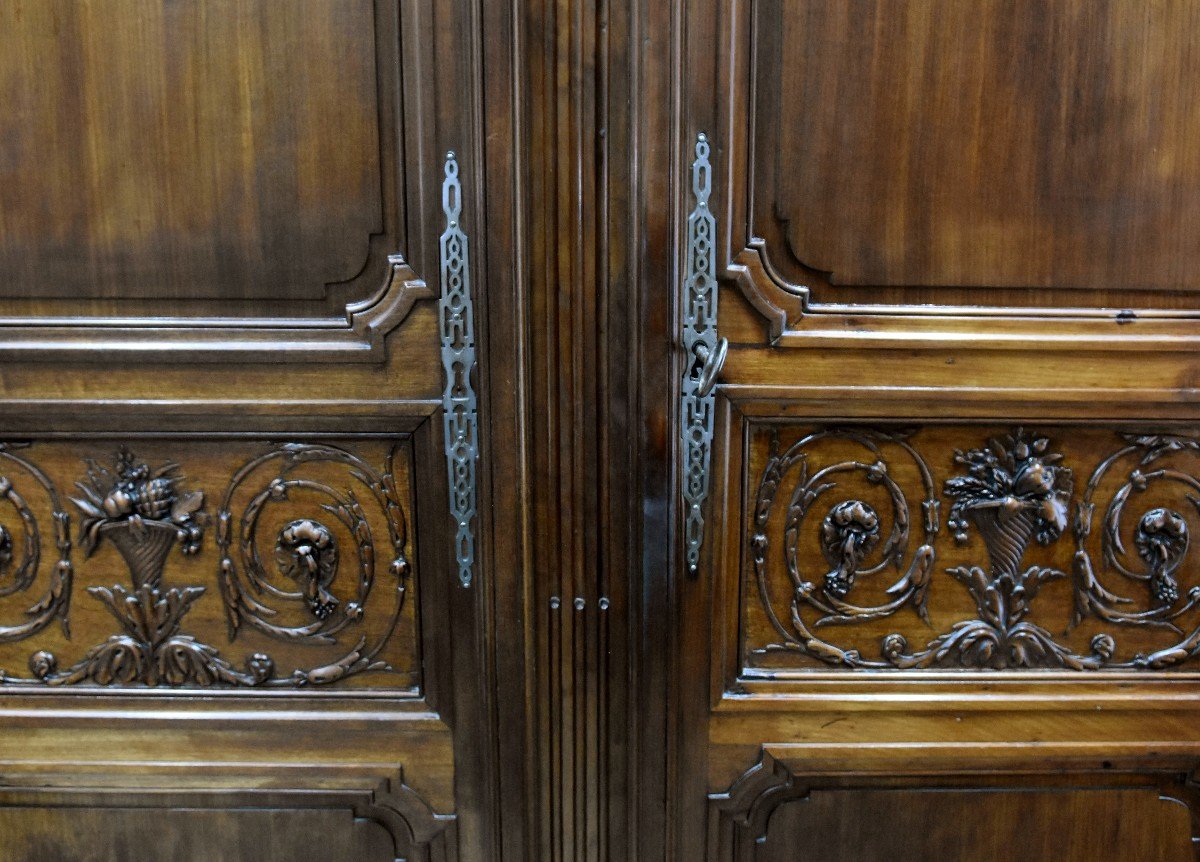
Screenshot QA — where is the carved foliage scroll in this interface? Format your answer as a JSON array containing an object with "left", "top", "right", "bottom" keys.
[
  {"left": 216, "top": 443, "right": 410, "bottom": 685},
  {"left": 749, "top": 426, "right": 1200, "bottom": 672},
  {"left": 752, "top": 429, "right": 936, "bottom": 666},
  {"left": 0, "top": 440, "right": 415, "bottom": 690},
  {"left": 0, "top": 445, "right": 73, "bottom": 644}
]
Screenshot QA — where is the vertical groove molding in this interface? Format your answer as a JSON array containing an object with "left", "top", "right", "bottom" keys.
[
  {"left": 439, "top": 151, "right": 479, "bottom": 588},
  {"left": 680, "top": 133, "right": 727, "bottom": 576}
]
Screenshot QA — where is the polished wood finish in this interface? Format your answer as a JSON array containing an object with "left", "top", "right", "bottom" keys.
[
  {"left": 671, "top": 0, "right": 1200, "bottom": 860},
  {"left": 0, "top": 0, "right": 508, "bottom": 857},
  {"left": 757, "top": 0, "right": 1200, "bottom": 305},
  {"left": 0, "top": 0, "right": 381, "bottom": 303},
  {"left": 5, "top": 0, "right": 1200, "bottom": 858},
  {"left": 722, "top": 777, "right": 1196, "bottom": 862},
  {"left": 0, "top": 796, "right": 405, "bottom": 862}
]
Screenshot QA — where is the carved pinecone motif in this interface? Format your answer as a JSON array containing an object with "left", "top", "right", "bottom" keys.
[{"left": 135, "top": 477, "right": 174, "bottom": 520}]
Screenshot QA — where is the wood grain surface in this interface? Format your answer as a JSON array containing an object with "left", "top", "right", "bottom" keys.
[{"left": 0, "top": 0, "right": 381, "bottom": 302}]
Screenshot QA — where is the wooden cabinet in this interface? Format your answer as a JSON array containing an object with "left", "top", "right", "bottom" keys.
[
  {"left": 0, "top": 1, "right": 494, "bottom": 858},
  {"left": 677, "top": 1, "right": 1200, "bottom": 860},
  {"left": 1, "top": 1, "right": 1199, "bottom": 859}
]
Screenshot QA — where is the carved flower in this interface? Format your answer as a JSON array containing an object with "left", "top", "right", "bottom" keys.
[
  {"left": 276, "top": 519, "right": 340, "bottom": 621},
  {"left": 819, "top": 500, "right": 881, "bottom": 599},
  {"left": 1135, "top": 507, "right": 1189, "bottom": 605},
  {"left": 0, "top": 524, "right": 12, "bottom": 573},
  {"left": 1136, "top": 508, "right": 1188, "bottom": 568}
]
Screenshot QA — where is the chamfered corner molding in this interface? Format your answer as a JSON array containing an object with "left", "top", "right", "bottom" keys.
[
  {"left": 439, "top": 151, "right": 479, "bottom": 588},
  {"left": 681, "top": 133, "right": 729, "bottom": 577}
]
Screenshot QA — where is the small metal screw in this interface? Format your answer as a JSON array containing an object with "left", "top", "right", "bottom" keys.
[
  {"left": 599, "top": 597, "right": 610, "bottom": 610},
  {"left": 550, "top": 596, "right": 561, "bottom": 609},
  {"left": 574, "top": 597, "right": 586, "bottom": 611}
]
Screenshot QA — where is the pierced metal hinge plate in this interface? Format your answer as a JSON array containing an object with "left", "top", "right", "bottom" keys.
[
  {"left": 439, "top": 151, "right": 479, "bottom": 588},
  {"left": 681, "top": 134, "right": 728, "bottom": 576}
]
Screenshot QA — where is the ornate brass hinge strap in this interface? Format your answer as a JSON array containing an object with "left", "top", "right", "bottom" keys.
[
  {"left": 681, "top": 134, "right": 728, "bottom": 576},
  {"left": 439, "top": 151, "right": 479, "bottom": 588}
]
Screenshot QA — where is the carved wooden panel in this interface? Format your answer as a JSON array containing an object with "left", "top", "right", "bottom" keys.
[
  {"left": 723, "top": 0, "right": 1200, "bottom": 332},
  {"left": 0, "top": 0, "right": 497, "bottom": 854},
  {"left": 740, "top": 424, "right": 1200, "bottom": 674},
  {"left": 0, "top": 438, "right": 417, "bottom": 690}
]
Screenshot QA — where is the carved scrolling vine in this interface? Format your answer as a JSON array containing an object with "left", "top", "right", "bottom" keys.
[
  {"left": 216, "top": 443, "right": 409, "bottom": 685},
  {"left": 0, "top": 444, "right": 73, "bottom": 644},
  {"left": 753, "top": 428, "right": 1200, "bottom": 671},
  {"left": 0, "top": 443, "right": 411, "bottom": 689}
]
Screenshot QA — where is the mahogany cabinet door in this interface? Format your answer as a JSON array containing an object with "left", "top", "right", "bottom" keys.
[
  {"left": 0, "top": 2, "right": 519, "bottom": 859},
  {"left": 665, "top": 1, "right": 1200, "bottom": 859}
]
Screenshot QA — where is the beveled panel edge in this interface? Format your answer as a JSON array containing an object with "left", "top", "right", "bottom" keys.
[
  {"left": 0, "top": 775, "right": 457, "bottom": 861},
  {"left": 0, "top": 0, "right": 448, "bottom": 365},
  {"left": 707, "top": 747, "right": 1200, "bottom": 860},
  {"left": 727, "top": 241, "right": 1200, "bottom": 348}
]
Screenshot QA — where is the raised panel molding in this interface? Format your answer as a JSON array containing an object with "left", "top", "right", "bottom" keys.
[
  {"left": 0, "top": 0, "right": 440, "bottom": 363},
  {"left": 0, "top": 254, "right": 434, "bottom": 364},
  {"left": 0, "top": 0, "right": 384, "bottom": 304},
  {"left": 708, "top": 749, "right": 1200, "bottom": 862},
  {"left": 712, "top": 0, "right": 1200, "bottom": 347},
  {"left": 0, "top": 775, "right": 457, "bottom": 862}
]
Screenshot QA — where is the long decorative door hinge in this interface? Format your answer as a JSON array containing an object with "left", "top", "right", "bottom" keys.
[
  {"left": 439, "top": 151, "right": 479, "bottom": 588},
  {"left": 681, "top": 133, "right": 728, "bottom": 576}
]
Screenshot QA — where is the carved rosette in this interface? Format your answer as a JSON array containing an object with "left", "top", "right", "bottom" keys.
[
  {"left": 752, "top": 428, "right": 938, "bottom": 666},
  {"left": 217, "top": 443, "right": 409, "bottom": 686}
]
